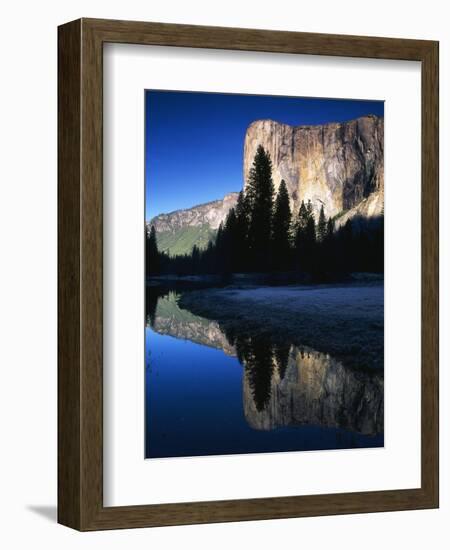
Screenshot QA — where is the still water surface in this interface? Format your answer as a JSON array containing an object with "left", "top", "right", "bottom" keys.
[{"left": 145, "top": 289, "right": 384, "bottom": 459}]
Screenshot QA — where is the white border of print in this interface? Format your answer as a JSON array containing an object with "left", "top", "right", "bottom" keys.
[{"left": 103, "top": 43, "right": 421, "bottom": 507}]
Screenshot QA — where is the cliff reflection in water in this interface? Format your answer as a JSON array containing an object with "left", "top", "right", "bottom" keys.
[
  {"left": 146, "top": 289, "right": 384, "bottom": 438},
  {"left": 241, "top": 340, "right": 383, "bottom": 435}
]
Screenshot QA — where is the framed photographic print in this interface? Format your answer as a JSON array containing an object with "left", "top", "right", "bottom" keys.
[{"left": 58, "top": 18, "right": 439, "bottom": 530}]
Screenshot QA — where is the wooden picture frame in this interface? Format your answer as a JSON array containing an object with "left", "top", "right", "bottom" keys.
[{"left": 58, "top": 18, "right": 439, "bottom": 530}]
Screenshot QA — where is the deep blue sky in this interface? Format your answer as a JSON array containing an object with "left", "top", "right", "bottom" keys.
[{"left": 145, "top": 91, "right": 384, "bottom": 220}]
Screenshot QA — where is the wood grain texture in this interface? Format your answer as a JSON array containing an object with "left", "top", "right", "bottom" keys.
[
  {"left": 57, "top": 19, "right": 82, "bottom": 530},
  {"left": 58, "top": 18, "right": 439, "bottom": 531},
  {"left": 420, "top": 41, "right": 439, "bottom": 505}
]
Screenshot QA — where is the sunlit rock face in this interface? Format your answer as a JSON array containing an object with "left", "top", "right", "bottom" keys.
[
  {"left": 243, "top": 346, "right": 384, "bottom": 436},
  {"left": 243, "top": 115, "right": 384, "bottom": 221}
]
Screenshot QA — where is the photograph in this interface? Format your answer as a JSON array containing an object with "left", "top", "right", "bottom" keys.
[{"left": 145, "top": 90, "right": 385, "bottom": 459}]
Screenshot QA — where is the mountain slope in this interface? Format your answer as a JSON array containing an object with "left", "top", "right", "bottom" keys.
[
  {"left": 153, "top": 224, "right": 217, "bottom": 257},
  {"left": 147, "top": 192, "right": 239, "bottom": 256}
]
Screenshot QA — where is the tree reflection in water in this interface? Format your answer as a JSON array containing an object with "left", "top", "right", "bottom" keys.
[
  {"left": 238, "top": 334, "right": 274, "bottom": 412},
  {"left": 273, "top": 341, "right": 291, "bottom": 380},
  {"left": 225, "top": 328, "right": 300, "bottom": 415},
  {"left": 146, "top": 286, "right": 384, "bottom": 436},
  {"left": 145, "top": 285, "right": 161, "bottom": 327}
]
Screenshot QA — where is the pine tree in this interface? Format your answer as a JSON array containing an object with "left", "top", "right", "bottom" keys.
[
  {"left": 235, "top": 190, "right": 250, "bottom": 271},
  {"left": 296, "top": 201, "right": 308, "bottom": 251},
  {"left": 340, "top": 219, "right": 353, "bottom": 274},
  {"left": 295, "top": 201, "right": 308, "bottom": 238},
  {"left": 314, "top": 205, "right": 328, "bottom": 279},
  {"left": 216, "top": 222, "right": 224, "bottom": 247},
  {"left": 305, "top": 206, "right": 316, "bottom": 268},
  {"left": 305, "top": 201, "right": 316, "bottom": 238},
  {"left": 294, "top": 200, "right": 308, "bottom": 270},
  {"left": 204, "top": 240, "right": 215, "bottom": 273},
  {"left": 246, "top": 145, "right": 274, "bottom": 271},
  {"left": 225, "top": 206, "right": 238, "bottom": 235},
  {"left": 326, "top": 216, "right": 335, "bottom": 239},
  {"left": 317, "top": 204, "right": 327, "bottom": 243},
  {"left": 236, "top": 190, "right": 250, "bottom": 230},
  {"left": 322, "top": 216, "right": 337, "bottom": 277},
  {"left": 191, "top": 245, "right": 200, "bottom": 274},
  {"left": 272, "top": 180, "right": 292, "bottom": 270},
  {"left": 295, "top": 200, "right": 316, "bottom": 274},
  {"left": 214, "top": 222, "right": 225, "bottom": 273},
  {"left": 223, "top": 207, "right": 238, "bottom": 272},
  {"left": 146, "top": 225, "right": 160, "bottom": 276}
]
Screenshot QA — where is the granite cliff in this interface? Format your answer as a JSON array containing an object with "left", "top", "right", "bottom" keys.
[
  {"left": 243, "top": 115, "right": 384, "bottom": 221},
  {"left": 147, "top": 115, "right": 384, "bottom": 255}
]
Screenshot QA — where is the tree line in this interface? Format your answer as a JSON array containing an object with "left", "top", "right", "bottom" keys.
[{"left": 146, "top": 145, "right": 383, "bottom": 280}]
